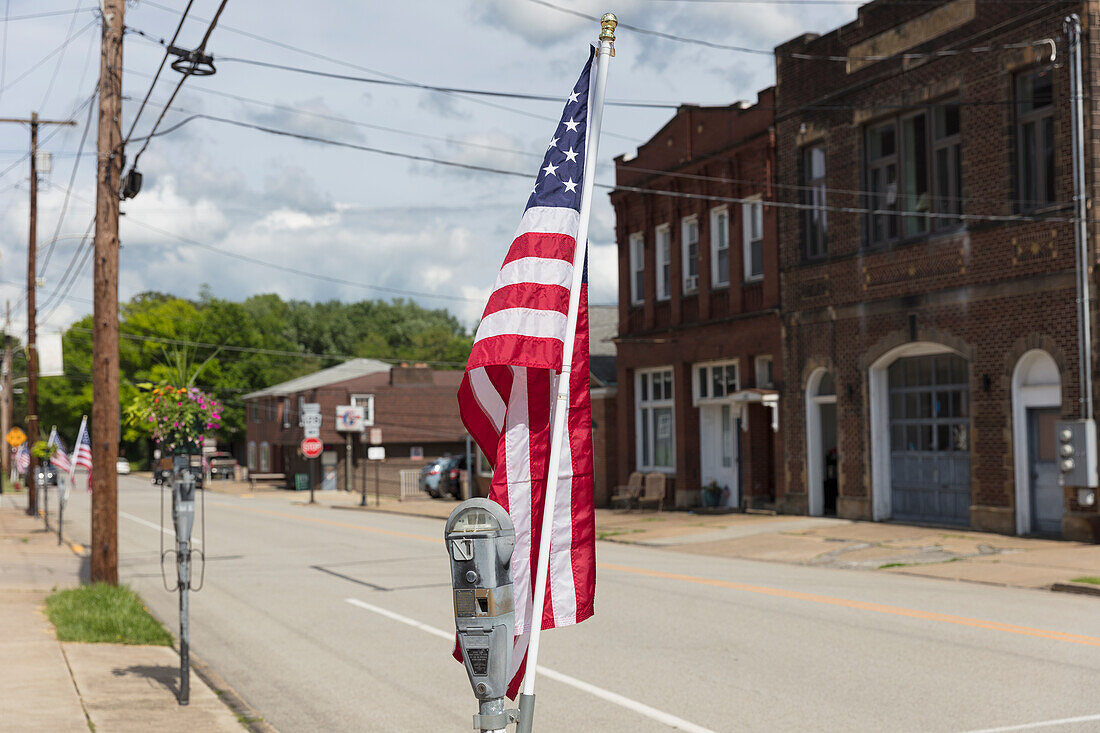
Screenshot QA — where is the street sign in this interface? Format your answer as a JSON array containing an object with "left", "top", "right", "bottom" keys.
[
  {"left": 369, "top": 427, "right": 382, "bottom": 445},
  {"left": 335, "top": 405, "right": 366, "bottom": 432},
  {"left": 301, "top": 437, "right": 324, "bottom": 459},
  {"left": 367, "top": 446, "right": 386, "bottom": 461},
  {"left": 5, "top": 427, "right": 26, "bottom": 447},
  {"left": 302, "top": 409, "right": 322, "bottom": 439}
]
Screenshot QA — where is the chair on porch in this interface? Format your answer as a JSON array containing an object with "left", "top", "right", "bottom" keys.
[
  {"left": 611, "top": 472, "right": 644, "bottom": 510},
  {"left": 638, "top": 473, "right": 667, "bottom": 511}
]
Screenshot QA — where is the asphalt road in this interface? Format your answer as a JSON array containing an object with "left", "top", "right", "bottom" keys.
[{"left": 55, "top": 476, "right": 1100, "bottom": 733}]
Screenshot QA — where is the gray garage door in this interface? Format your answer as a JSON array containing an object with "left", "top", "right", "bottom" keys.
[{"left": 888, "top": 354, "right": 970, "bottom": 524}]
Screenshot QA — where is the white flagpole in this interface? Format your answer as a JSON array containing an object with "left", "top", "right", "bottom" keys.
[{"left": 517, "top": 11, "right": 616, "bottom": 726}]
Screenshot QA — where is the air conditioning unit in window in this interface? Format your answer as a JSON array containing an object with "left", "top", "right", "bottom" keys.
[{"left": 685, "top": 275, "right": 698, "bottom": 292}]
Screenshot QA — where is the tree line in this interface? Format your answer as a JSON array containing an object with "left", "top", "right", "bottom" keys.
[{"left": 6, "top": 290, "right": 472, "bottom": 467}]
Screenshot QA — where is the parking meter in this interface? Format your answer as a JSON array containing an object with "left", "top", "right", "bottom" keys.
[{"left": 445, "top": 499, "right": 519, "bottom": 732}]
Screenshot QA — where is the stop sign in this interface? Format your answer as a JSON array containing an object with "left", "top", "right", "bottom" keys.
[{"left": 301, "top": 436, "right": 323, "bottom": 459}]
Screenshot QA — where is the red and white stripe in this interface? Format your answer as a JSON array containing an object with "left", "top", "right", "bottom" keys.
[
  {"left": 458, "top": 208, "right": 596, "bottom": 698},
  {"left": 72, "top": 417, "right": 92, "bottom": 488}
]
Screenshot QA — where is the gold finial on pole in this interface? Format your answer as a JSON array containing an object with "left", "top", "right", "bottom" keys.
[{"left": 600, "top": 12, "right": 617, "bottom": 56}]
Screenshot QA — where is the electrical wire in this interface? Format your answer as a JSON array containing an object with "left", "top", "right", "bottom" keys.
[
  {"left": 128, "top": 110, "right": 1087, "bottom": 225},
  {"left": 136, "top": 0, "right": 644, "bottom": 143},
  {"left": 0, "top": 0, "right": 9, "bottom": 108},
  {"left": 525, "top": 0, "right": 1051, "bottom": 61},
  {"left": 39, "top": 87, "right": 96, "bottom": 276},
  {"left": 128, "top": 0, "right": 228, "bottom": 168},
  {"left": 121, "top": 0, "right": 197, "bottom": 148},
  {"left": 0, "top": 18, "right": 96, "bottom": 97},
  {"left": 38, "top": 2, "right": 86, "bottom": 111},
  {"left": 0, "top": 8, "right": 95, "bottom": 23}
]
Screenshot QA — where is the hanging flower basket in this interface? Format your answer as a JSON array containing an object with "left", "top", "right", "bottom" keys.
[{"left": 129, "top": 385, "right": 222, "bottom": 455}]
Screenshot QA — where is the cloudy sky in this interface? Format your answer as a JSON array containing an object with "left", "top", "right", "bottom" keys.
[{"left": 0, "top": 0, "right": 858, "bottom": 339}]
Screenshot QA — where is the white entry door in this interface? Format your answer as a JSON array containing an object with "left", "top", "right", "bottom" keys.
[{"left": 700, "top": 404, "right": 739, "bottom": 507}]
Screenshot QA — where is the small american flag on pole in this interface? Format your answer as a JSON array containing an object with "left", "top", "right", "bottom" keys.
[
  {"left": 71, "top": 416, "right": 92, "bottom": 490},
  {"left": 48, "top": 427, "right": 72, "bottom": 474},
  {"left": 457, "top": 47, "right": 597, "bottom": 699},
  {"left": 14, "top": 443, "right": 29, "bottom": 474}
]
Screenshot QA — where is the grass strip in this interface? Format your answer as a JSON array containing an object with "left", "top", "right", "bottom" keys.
[
  {"left": 45, "top": 584, "right": 172, "bottom": 645},
  {"left": 1070, "top": 576, "right": 1100, "bottom": 585}
]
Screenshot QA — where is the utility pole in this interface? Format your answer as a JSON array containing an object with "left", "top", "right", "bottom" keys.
[
  {"left": 1, "top": 302, "right": 10, "bottom": 480},
  {"left": 91, "top": 0, "right": 124, "bottom": 585},
  {"left": 0, "top": 115, "right": 76, "bottom": 516}
]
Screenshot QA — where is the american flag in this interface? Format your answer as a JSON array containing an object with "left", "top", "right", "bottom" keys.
[
  {"left": 14, "top": 443, "right": 28, "bottom": 474},
  {"left": 71, "top": 416, "right": 92, "bottom": 489},
  {"left": 457, "top": 47, "right": 596, "bottom": 698},
  {"left": 48, "top": 427, "right": 72, "bottom": 474}
]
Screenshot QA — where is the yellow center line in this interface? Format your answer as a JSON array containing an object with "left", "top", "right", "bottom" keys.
[
  {"left": 599, "top": 562, "right": 1100, "bottom": 648},
  {"left": 225, "top": 501, "right": 1100, "bottom": 649}
]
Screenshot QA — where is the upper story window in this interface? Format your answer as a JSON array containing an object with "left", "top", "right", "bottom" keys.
[
  {"left": 281, "top": 398, "right": 291, "bottom": 429},
  {"left": 681, "top": 217, "right": 699, "bottom": 295},
  {"left": 656, "top": 224, "right": 671, "bottom": 301},
  {"left": 637, "top": 367, "right": 675, "bottom": 470},
  {"left": 629, "top": 232, "right": 644, "bottom": 305},
  {"left": 710, "top": 207, "right": 729, "bottom": 287},
  {"left": 802, "top": 145, "right": 827, "bottom": 259},
  {"left": 351, "top": 393, "right": 375, "bottom": 426},
  {"left": 742, "top": 197, "right": 764, "bottom": 281},
  {"left": 866, "top": 100, "right": 963, "bottom": 246},
  {"left": 755, "top": 355, "right": 774, "bottom": 388},
  {"left": 695, "top": 360, "right": 739, "bottom": 403},
  {"left": 250, "top": 403, "right": 259, "bottom": 423},
  {"left": 1016, "top": 69, "right": 1054, "bottom": 211}
]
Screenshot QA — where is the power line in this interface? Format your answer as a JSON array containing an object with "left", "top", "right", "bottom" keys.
[
  {"left": 40, "top": 86, "right": 96, "bottom": 276},
  {"left": 136, "top": 0, "right": 644, "bottom": 143},
  {"left": 38, "top": 2, "right": 86, "bottom": 111},
  {"left": 525, "top": 0, "right": 1052, "bottom": 61},
  {"left": 121, "top": 0, "right": 197, "bottom": 149},
  {"left": 0, "top": 88, "right": 97, "bottom": 182},
  {"left": 130, "top": 109, "right": 1088, "bottom": 225},
  {"left": 0, "top": 18, "right": 96, "bottom": 97},
  {"left": 128, "top": 0, "right": 228, "bottom": 169},
  {"left": 0, "top": 7, "right": 95, "bottom": 23}
]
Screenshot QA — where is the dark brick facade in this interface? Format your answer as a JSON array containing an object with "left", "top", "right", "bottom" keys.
[
  {"left": 775, "top": 0, "right": 1100, "bottom": 538},
  {"left": 611, "top": 90, "right": 785, "bottom": 509}
]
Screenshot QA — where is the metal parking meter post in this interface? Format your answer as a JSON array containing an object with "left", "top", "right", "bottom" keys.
[
  {"left": 375, "top": 461, "right": 380, "bottom": 506},
  {"left": 171, "top": 455, "right": 196, "bottom": 706},
  {"left": 37, "top": 469, "right": 48, "bottom": 531},
  {"left": 57, "top": 474, "right": 63, "bottom": 546},
  {"left": 444, "top": 499, "right": 520, "bottom": 733},
  {"left": 309, "top": 457, "right": 316, "bottom": 505}
]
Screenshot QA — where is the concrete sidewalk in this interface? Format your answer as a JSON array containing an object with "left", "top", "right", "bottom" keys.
[
  {"left": 0, "top": 501, "right": 247, "bottom": 732},
  {"left": 330, "top": 494, "right": 1100, "bottom": 595}
]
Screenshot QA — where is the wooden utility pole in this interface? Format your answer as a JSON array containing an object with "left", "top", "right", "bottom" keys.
[
  {"left": 2, "top": 302, "right": 11, "bottom": 479},
  {"left": 0, "top": 114, "right": 75, "bottom": 515},
  {"left": 91, "top": 0, "right": 124, "bottom": 585}
]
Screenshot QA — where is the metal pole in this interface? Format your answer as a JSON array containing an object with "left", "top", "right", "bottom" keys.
[
  {"left": 91, "top": 0, "right": 124, "bottom": 585},
  {"left": 374, "top": 460, "right": 380, "bottom": 506},
  {"left": 518, "top": 18, "right": 616, "bottom": 731},
  {"left": 1067, "top": 14, "right": 1093, "bottom": 421},
  {"left": 179, "top": 547, "right": 189, "bottom": 705},
  {"left": 465, "top": 434, "right": 473, "bottom": 500},
  {"left": 360, "top": 444, "right": 367, "bottom": 506},
  {"left": 1, "top": 302, "right": 10, "bottom": 481},
  {"left": 58, "top": 477, "right": 63, "bottom": 545},
  {"left": 345, "top": 433, "right": 352, "bottom": 492},
  {"left": 309, "top": 457, "right": 315, "bottom": 504}
]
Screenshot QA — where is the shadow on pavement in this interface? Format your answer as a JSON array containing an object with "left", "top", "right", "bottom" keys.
[{"left": 112, "top": 664, "right": 180, "bottom": 697}]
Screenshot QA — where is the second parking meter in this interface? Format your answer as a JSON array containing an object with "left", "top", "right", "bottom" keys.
[{"left": 445, "top": 499, "right": 519, "bottom": 732}]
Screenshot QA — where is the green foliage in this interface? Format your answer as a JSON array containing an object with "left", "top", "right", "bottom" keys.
[
  {"left": 30, "top": 440, "right": 56, "bottom": 461},
  {"left": 45, "top": 584, "right": 173, "bottom": 645},
  {"left": 27, "top": 291, "right": 472, "bottom": 461}
]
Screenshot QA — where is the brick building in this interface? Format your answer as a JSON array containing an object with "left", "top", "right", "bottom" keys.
[
  {"left": 243, "top": 359, "right": 465, "bottom": 493},
  {"left": 610, "top": 90, "right": 784, "bottom": 509},
  {"left": 775, "top": 0, "right": 1099, "bottom": 539}
]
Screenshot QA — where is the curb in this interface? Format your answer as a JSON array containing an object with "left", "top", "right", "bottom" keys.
[
  {"left": 330, "top": 503, "right": 453, "bottom": 521},
  {"left": 188, "top": 649, "right": 279, "bottom": 733},
  {"left": 1050, "top": 581, "right": 1100, "bottom": 598}
]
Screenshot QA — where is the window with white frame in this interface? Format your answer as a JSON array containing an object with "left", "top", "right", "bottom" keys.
[
  {"left": 351, "top": 394, "right": 375, "bottom": 425},
  {"left": 681, "top": 217, "right": 699, "bottom": 294},
  {"left": 656, "top": 224, "right": 671, "bottom": 300},
  {"left": 629, "top": 232, "right": 644, "bottom": 305},
  {"left": 247, "top": 441, "right": 257, "bottom": 471},
  {"left": 742, "top": 197, "right": 764, "bottom": 281},
  {"left": 710, "top": 207, "right": 729, "bottom": 287},
  {"left": 755, "top": 355, "right": 774, "bottom": 388},
  {"left": 410, "top": 446, "right": 424, "bottom": 460},
  {"left": 259, "top": 441, "right": 271, "bottom": 472},
  {"left": 636, "top": 367, "right": 675, "bottom": 470},
  {"left": 694, "top": 360, "right": 739, "bottom": 403}
]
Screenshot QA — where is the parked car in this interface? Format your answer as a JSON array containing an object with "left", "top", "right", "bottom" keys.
[
  {"left": 208, "top": 451, "right": 237, "bottom": 481},
  {"left": 437, "top": 455, "right": 468, "bottom": 499},
  {"left": 116, "top": 458, "right": 131, "bottom": 475},
  {"left": 419, "top": 456, "right": 452, "bottom": 498}
]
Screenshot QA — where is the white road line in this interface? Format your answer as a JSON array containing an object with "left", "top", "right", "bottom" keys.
[
  {"left": 120, "top": 510, "right": 203, "bottom": 546},
  {"left": 344, "top": 597, "right": 715, "bottom": 733},
  {"left": 962, "top": 714, "right": 1100, "bottom": 732}
]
